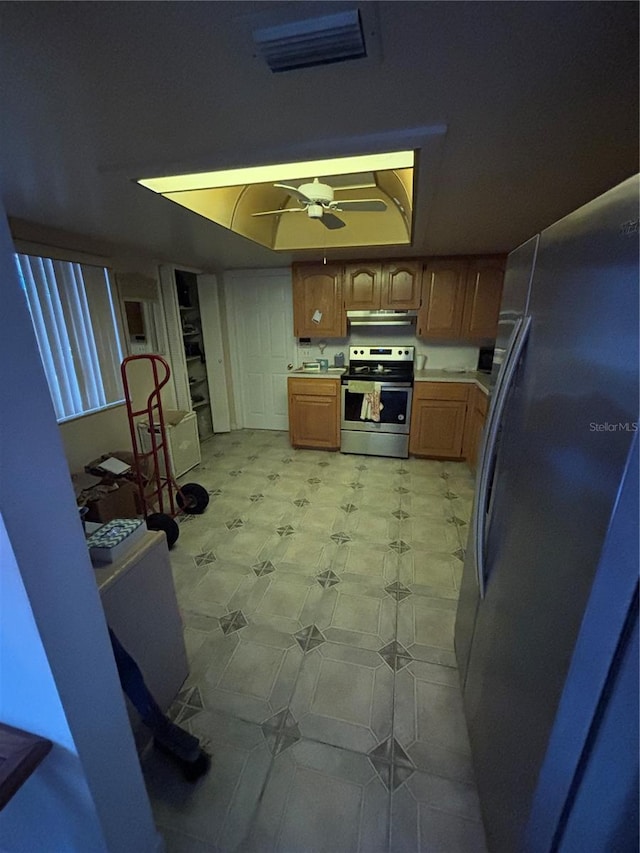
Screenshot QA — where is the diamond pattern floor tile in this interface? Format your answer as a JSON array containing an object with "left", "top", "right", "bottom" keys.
[
  {"left": 378, "top": 640, "right": 414, "bottom": 672},
  {"left": 385, "top": 581, "right": 412, "bottom": 601},
  {"left": 316, "top": 569, "right": 340, "bottom": 588},
  {"left": 293, "top": 624, "right": 327, "bottom": 653},
  {"left": 261, "top": 708, "right": 302, "bottom": 756},
  {"left": 389, "top": 539, "right": 411, "bottom": 554},
  {"left": 219, "top": 609, "right": 249, "bottom": 634},
  {"left": 149, "top": 429, "right": 483, "bottom": 851},
  {"left": 368, "top": 736, "right": 416, "bottom": 790},
  {"left": 252, "top": 560, "right": 276, "bottom": 577}
]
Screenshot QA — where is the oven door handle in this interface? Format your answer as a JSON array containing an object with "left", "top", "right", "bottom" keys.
[{"left": 342, "top": 383, "right": 412, "bottom": 391}]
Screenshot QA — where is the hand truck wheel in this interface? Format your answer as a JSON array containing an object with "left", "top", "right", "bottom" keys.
[
  {"left": 146, "top": 512, "right": 180, "bottom": 549},
  {"left": 176, "top": 483, "right": 209, "bottom": 515}
]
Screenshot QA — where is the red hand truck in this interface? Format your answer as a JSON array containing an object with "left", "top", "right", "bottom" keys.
[{"left": 120, "top": 354, "right": 209, "bottom": 548}]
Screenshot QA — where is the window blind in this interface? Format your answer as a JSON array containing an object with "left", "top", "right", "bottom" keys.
[{"left": 15, "top": 254, "right": 125, "bottom": 422}]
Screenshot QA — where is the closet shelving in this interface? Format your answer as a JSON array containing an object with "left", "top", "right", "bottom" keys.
[{"left": 175, "top": 271, "right": 214, "bottom": 439}]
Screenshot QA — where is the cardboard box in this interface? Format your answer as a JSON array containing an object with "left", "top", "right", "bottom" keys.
[
  {"left": 137, "top": 410, "right": 200, "bottom": 479},
  {"left": 164, "top": 409, "right": 191, "bottom": 427},
  {"left": 84, "top": 481, "right": 139, "bottom": 524}
]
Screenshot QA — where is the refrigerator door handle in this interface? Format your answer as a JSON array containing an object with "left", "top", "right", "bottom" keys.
[{"left": 473, "top": 314, "right": 532, "bottom": 597}]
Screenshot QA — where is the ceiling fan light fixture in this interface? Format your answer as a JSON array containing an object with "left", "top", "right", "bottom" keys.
[
  {"left": 297, "top": 179, "right": 334, "bottom": 203},
  {"left": 307, "top": 203, "right": 324, "bottom": 219}
]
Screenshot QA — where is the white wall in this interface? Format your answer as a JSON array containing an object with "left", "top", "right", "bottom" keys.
[
  {"left": 0, "top": 516, "right": 107, "bottom": 851},
  {"left": 0, "top": 207, "right": 161, "bottom": 852},
  {"left": 59, "top": 404, "right": 132, "bottom": 472},
  {"left": 294, "top": 328, "right": 479, "bottom": 371}
]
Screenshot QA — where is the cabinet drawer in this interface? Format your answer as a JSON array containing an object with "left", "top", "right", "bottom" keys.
[
  {"left": 413, "top": 382, "right": 471, "bottom": 402},
  {"left": 288, "top": 378, "right": 339, "bottom": 397}
]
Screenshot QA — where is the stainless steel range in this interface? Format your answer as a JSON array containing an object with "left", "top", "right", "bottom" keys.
[{"left": 341, "top": 345, "right": 414, "bottom": 458}]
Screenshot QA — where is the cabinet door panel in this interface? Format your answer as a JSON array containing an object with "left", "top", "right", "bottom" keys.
[
  {"left": 417, "top": 260, "right": 467, "bottom": 338},
  {"left": 292, "top": 263, "right": 345, "bottom": 338},
  {"left": 382, "top": 261, "right": 422, "bottom": 309},
  {"left": 462, "top": 385, "right": 488, "bottom": 471},
  {"left": 462, "top": 387, "right": 478, "bottom": 463},
  {"left": 409, "top": 398, "right": 467, "bottom": 458},
  {"left": 468, "top": 407, "right": 486, "bottom": 472},
  {"left": 462, "top": 258, "right": 504, "bottom": 339},
  {"left": 344, "top": 263, "right": 382, "bottom": 309},
  {"left": 289, "top": 395, "right": 339, "bottom": 449}
]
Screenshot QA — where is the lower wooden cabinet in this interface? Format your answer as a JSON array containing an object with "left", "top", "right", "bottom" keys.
[
  {"left": 409, "top": 383, "right": 470, "bottom": 458},
  {"left": 464, "top": 386, "right": 489, "bottom": 472},
  {"left": 288, "top": 377, "right": 340, "bottom": 450}
]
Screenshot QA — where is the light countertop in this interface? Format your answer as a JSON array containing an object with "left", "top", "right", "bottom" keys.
[
  {"left": 92, "top": 530, "right": 163, "bottom": 592},
  {"left": 290, "top": 367, "right": 491, "bottom": 394},
  {"left": 290, "top": 368, "right": 345, "bottom": 378},
  {"left": 414, "top": 369, "right": 491, "bottom": 394}
]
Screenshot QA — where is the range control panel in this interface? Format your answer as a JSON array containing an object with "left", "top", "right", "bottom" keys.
[{"left": 349, "top": 346, "right": 415, "bottom": 362}]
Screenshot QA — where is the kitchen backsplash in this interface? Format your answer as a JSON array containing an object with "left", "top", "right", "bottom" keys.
[{"left": 300, "top": 328, "right": 479, "bottom": 371}]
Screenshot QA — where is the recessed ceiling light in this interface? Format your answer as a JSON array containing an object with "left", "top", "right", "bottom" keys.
[{"left": 137, "top": 151, "right": 414, "bottom": 194}]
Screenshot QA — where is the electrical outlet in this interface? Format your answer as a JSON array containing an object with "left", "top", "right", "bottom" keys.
[{"left": 300, "top": 347, "right": 311, "bottom": 359}]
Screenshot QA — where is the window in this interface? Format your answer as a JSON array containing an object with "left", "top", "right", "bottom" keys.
[{"left": 15, "top": 254, "right": 125, "bottom": 422}]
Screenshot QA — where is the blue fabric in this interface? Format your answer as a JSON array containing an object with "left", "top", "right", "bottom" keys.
[{"left": 109, "top": 628, "right": 200, "bottom": 761}]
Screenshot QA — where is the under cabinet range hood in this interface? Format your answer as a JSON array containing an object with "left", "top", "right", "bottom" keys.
[{"left": 346, "top": 309, "right": 418, "bottom": 326}]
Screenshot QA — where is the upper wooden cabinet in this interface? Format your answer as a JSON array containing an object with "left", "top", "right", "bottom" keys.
[
  {"left": 292, "top": 255, "right": 503, "bottom": 341},
  {"left": 381, "top": 261, "right": 422, "bottom": 309},
  {"left": 417, "top": 259, "right": 467, "bottom": 339},
  {"left": 343, "top": 263, "right": 382, "bottom": 310},
  {"left": 462, "top": 258, "right": 505, "bottom": 340},
  {"left": 343, "top": 260, "right": 422, "bottom": 310},
  {"left": 418, "top": 256, "right": 504, "bottom": 341},
  {"left": 292, "top": 263, "right": 346, "bottom": 338}
]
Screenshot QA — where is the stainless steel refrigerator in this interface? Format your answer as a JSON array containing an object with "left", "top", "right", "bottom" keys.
[{"left": 454, "top": 175, "right": 639, "bottom": 852}]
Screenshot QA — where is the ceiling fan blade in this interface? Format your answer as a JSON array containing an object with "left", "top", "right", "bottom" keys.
[
  {"left": 251, "top": 207, "right": 306, "bottom": 217},
  {"left": 320, "top": 212, "right": 346, "bottom": 230},
  {"left": 273, "top": 183, "right": 312, "bottom": 204},
  {"left": 333, "top": 199, "right": 388, "bottom": 212}
]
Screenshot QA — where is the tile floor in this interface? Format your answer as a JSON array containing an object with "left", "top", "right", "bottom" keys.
[{"left": 141, "top": 430, "right": 487, "bottom": 853}]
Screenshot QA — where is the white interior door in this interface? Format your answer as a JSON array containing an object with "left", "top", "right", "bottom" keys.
[{"left": 226, "top": 269, "right": 296, "bottom": 430}]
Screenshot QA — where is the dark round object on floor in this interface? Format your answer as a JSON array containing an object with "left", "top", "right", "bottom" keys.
[
  {"left": 176, "top": 483, "right": 209, "bottom": 515},
  {"left": 146, "top": 512, "right": 179, "bottom": 548}
]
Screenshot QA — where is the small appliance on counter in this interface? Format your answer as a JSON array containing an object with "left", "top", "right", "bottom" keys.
[{"left": 477, "top": 346, "right": 494, "bottom": 373}]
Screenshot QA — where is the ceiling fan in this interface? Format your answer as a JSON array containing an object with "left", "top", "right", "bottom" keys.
[{"left": 251, "top": 178, "right": 388, "bottom": 230}]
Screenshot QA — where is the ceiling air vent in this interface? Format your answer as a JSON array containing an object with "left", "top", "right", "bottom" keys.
[{"left": 252, "top": 9, "right": 366, "bottom": 73}]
